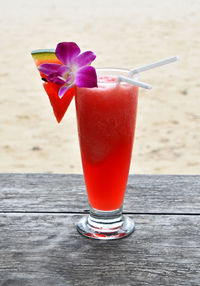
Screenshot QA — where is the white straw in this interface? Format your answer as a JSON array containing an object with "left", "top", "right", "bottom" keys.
[
  {"left": 116, "top": 75, "right": 152, "bottom": 90},
  {"left": 129, "top": 56, "right": 179, "bottom": 76}
]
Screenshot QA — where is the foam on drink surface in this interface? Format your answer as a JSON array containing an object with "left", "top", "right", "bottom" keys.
[{"left": 98, "top": 75, "right": 128, "bottom": 89}]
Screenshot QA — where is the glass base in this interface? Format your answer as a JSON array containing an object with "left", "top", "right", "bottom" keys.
[{"left": 77, "top": 207, "right": 135, "bottom": 240}]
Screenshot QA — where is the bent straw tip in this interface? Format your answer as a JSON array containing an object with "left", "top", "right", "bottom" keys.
[{"left": 117, "top": 75, "right": 152, "bottom": 90}]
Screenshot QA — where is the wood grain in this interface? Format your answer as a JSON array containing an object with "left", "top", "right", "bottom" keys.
[
  {"left": 0, "top": 174, "right": 199, "bottom": 213},
  {"left": 0, "top": 174, "right": 200, "bottom": 285},
  {"left": 0, "top": 214, "right": 199, "bottom": 286}
]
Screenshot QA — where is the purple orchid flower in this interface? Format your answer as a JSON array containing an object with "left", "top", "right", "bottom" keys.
[{"left": 38, "top": 42, "right": 97, "bottom": 98}]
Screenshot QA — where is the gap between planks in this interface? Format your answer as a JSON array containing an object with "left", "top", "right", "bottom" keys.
[{"left": 0, "top": 211, "right": 200, "bottom": 215}]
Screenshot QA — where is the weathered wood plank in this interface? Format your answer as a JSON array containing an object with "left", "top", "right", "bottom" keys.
[
  {"left": 0, "top": 174, "right": 199, "bottom": 213},
  {"left": 0, "top": 214, "right": 199, "bottom": 286}
]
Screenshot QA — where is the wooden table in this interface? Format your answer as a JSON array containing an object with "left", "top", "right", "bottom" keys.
[{"left": 0, "top": 174, "right": 199, "bottom": 286}]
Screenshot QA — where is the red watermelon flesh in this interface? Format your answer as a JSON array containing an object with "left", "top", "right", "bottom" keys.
[{"left": 31, "top": 49, "right": 75, "bottom": 123}]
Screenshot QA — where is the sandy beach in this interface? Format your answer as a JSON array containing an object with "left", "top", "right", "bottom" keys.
[{"left": 0, "top": 0, "right": 200, "bottom": 174}]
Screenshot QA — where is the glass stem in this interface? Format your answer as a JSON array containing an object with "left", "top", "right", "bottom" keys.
[{"left": 88, "top": 206, "right": 123, "bottom": 233}]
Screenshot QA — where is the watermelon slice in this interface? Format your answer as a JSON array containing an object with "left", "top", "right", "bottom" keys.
[{"left": 31, "top": 49, "right": 75, "bottom": 123}]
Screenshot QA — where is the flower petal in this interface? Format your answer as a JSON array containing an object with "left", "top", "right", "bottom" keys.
[
  {"left": 58, "top": 65, "right": 71, "bottom": 76},
  {"left": 47, "top": 73, "right": 66, "bottom": 85},
  {"left": 38, "top": 63, "right": 61, "bottom": 76},
  {"left": 73, "top": 51, "right": 96, "bottom": 68},
  {"left": 75, "top": 66, "right": 97, "bottom": 88},
  {"left": 55, "top": 42, "right": 80, "bottom": 65},
  {"left": 58, "top": 84, "right": 74, "bottom": 98}
]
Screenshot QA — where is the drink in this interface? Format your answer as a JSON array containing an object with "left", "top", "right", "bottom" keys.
[
  {"left": 76, "top": 74, "right": 138, "bottom": 211},
  {"left": 76, "top": 69, "right": 138, "bottom": 239},
  {"left": 32, "top": 42, "right": 175, "bottom": 240},
  {"left": 32, "top": 43, "right": 139, "bottom": 240}
]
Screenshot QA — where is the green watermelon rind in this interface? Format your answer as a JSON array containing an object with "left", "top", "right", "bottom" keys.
[
  {"left": 31, "top": 49, "right": 55, "bottom": 55},
  {"left": 31, "top": 49, "right": 57, "bottom": 62}
]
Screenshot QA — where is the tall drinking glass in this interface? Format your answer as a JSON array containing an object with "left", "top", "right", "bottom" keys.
[{"left": 75, "top": 68, "right": 138, "bottom": 240}]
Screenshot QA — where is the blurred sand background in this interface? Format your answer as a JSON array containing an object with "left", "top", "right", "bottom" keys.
[{"left": 0, "top": 0, "right": 200, "bottom": 174}]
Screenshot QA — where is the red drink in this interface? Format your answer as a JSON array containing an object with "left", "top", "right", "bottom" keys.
[{"left": 75, "top": 74, "right": 138, "bottom": 211}]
